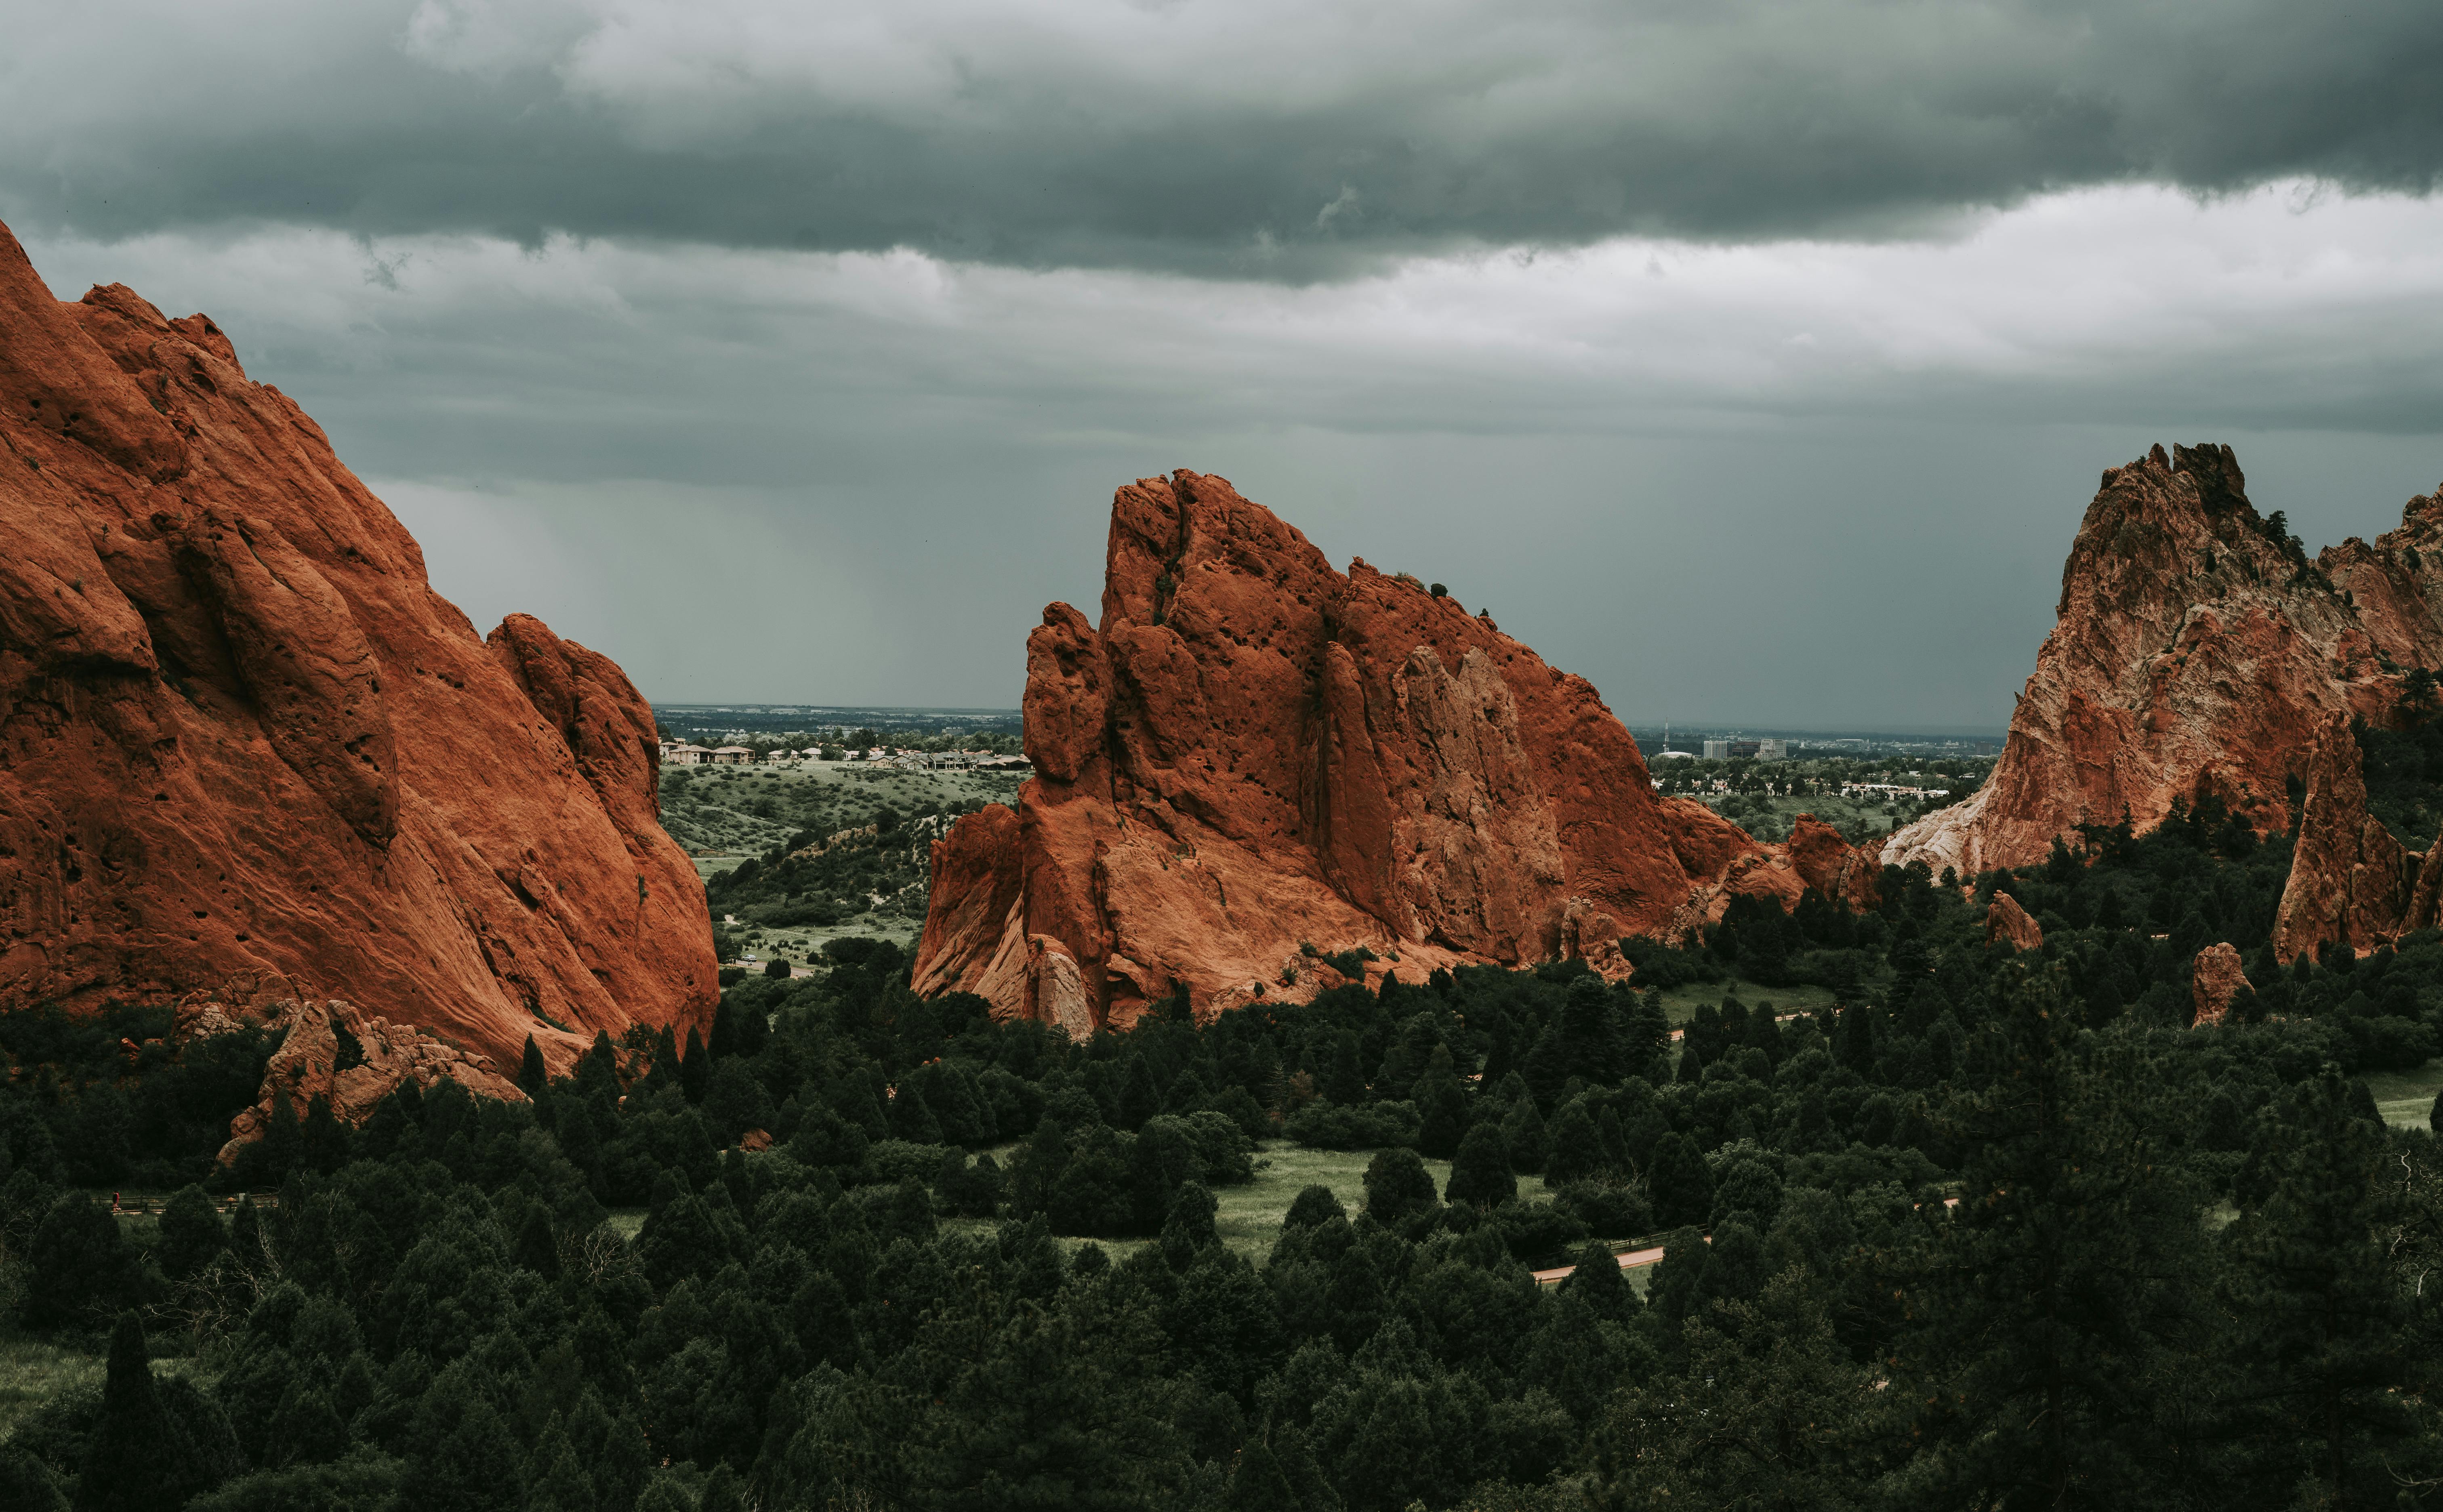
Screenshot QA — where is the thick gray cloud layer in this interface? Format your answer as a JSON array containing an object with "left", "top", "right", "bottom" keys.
[
  {"left": 21, "top": 184, "right": 2443, "bottom": 726},
  {"left": 8, "top": 0, "right": 2443, "bottom": 276},
  {"left": 11, "top": 3, "right": 2443, "bottom": 726}
]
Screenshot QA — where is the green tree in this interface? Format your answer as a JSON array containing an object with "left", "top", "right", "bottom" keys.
[
  {"left": 1412, "top": 1047, "right": 1468, "bottom": 1159},
  {"left": 1499, "top": 1096, "right": 1548, "bottom": 1175},
  {"left": 156, "top": 1184, "right": 228, "bottom": 1281},
  {"left": 1323, "top": 1033, "right": 1369, "bottom": 1106},
  {"left": 1362, "top": 1148, "right": 1438, "bottom": 1228},
  {"left": 77, "top": 1314, "right": 202, "bottom": 1511},
  {"left": 517, "top": 1036, "right": 549, "bottom": 1100},
  {"left": 24, "top": 1194, "right": 144, "bottom": 1327},
  {"left": 1543, "top": 1098, "right": 1604, "bottom": 1185},
  {"left": 1646, "top": 1133, "right": 1712, "bottom": 1230},
  {"left": 1284, "top": 1185, "right": 1346, "bottom": 1230},
  {"left": 1116, "top": 1056, "right": 1161, "bottom": 1131},
  {"left": 1443, "top": 1123, "right": 1516, "bottom": 1210},
  {"left": 1588, "top": 1269, "right": 1870, "bottom": 1511},
  {"left": 2216, "top": 1069, "right": 2425, "bottom": 1506},
  {"left": 1890, "top": 962, "right": 2210, "bottom": 1509}
]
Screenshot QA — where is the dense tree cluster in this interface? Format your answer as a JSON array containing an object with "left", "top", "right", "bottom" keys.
[{"left": 4, "top": 798, "right": 2443, "bottom": 1506}]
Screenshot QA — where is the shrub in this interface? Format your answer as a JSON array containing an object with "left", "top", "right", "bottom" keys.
[{"left": 1284, "top": 1100, "right": 1421, "bottom": 1151}]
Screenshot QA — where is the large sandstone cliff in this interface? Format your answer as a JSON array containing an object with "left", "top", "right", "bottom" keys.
[
  {"left": 0, "top": 219, "right": 717, "bottom": 1074},
  {"left": 913, "top": 470, "right": 1877, "bottom": 1030},
  {"left": 1887, "top": 444, "right": 2422, "bottom": 879}
]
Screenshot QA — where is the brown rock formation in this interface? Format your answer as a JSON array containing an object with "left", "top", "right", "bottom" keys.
[
  {"left": 178, "top": 992, "right": 526, "bottom": 1164},
  {"left": 2190, "top": 942, "right": 2251, "bottom": 1027},
  {"left": 1887, "top": 444, "right": 2408, "bottom": 879},
  {"left": 913, "top": 469, "right": 1881, "bottom": 1029},
  {"left": 1986, "top": 892, "right": 2044, "bottom": 953},
  {"left": 0, "top": 218, "right": 716, "bottom": 1074},
  {"left": 2271, "top": 715, "right": 2412, "bottom": 962}
]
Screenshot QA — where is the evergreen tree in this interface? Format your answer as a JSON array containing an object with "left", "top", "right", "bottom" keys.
[
  {"left": 2217, "top": 1069, "right": 2424, "bottom": 1506},
  {"left": 1412, "top": 1047, "right": 1468, "bottom": 1158},
  {"left": 680, "top": 1027, "right": 710, "bottom": 1104},
  {"left": 76, "top": 1314, "right": 192, "bottom": 1511},
  {"left": 0, "top": 1448, "right": 65, "bottom": 1512},
  {"left": 1556, "top": 1239, "right": 1634, "bottom": 1323},
  {"left": 1589, "top": 1269, "right": 1869, "bottom": 1510},
  {"left": 1646, "top": 1133, "right": 1713, "bottom": 1230},
  {"left": 1443, "top": 1122, "right": 1516, "bottom": 1209},
  {"left": 1893, "top": 962, "right": 2210, "bottom": 1508},
  {"left": 1116, "top": 1055, "right": 1162, "bottom": 1131},
  {"left": 1226, "top": 1436, "right": 1296, "bottom": 1512},
  {"left": 1284, "top": 1184, "right": 1347, "bottom": 1230},
  {"left": 892, "top": 1084, "right": 944, "bottom": 1145},
  {"left": 1362, "top": 1148, "right": 1438, "bottom": 1228},
  {"left": 1500, "top": 1096, "right": 1548, "bottom": 1175},
  {"left": 517, "top": 1036, "right": 549, "bottom": 1100},
  {"left": 1543, "top": 1098, "right": 1604, "bottom": 1185},
  {"left": 156, "top": 1183, "right": 228, "bottom": 1280},
  {"left": 1322, "top": 1033, "right": 1368, "bottom": 1106},
  {"left": 24, "top": 1193, "right": 144, "bottom": 1327}
]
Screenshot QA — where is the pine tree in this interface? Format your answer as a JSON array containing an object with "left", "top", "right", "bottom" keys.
[
  {"left": 76, "top": 1314, "right": 187, "bottom": 1511},
  {"left": 891, "top": 1083, "right": 944, "bottom": 1145},
  {"left": 1322, "top": 1033, "right": 1368, "bottom": 1106},
  {"left": 1543, "top": 1098, "right": 1604, "bottom": 1185},
  {"left": 517, "top": 1036, "right": 549, "bottom": 1100},
  {"left": 1556, "top": 1239, "right": 1633, "bottom": 1322},
  {"left": 24, "top": 1194, "right": 143, "bottom": 1327},
  {"left": 1226, "top": 1436, "right": 1296, "bottom": 1512},
  {"left": 1443, "top": 1122, "right": 1516, "bottom": 1209},
  {"left": 1362, "top": 1148, "right": 1438, "bottom": 1227},
  {"left": 1500, "top": 1096, "right": 1548, "bottom": 1175},
  {"left": 1283, "top": 1184, "right": 1346, "bottom": 1230},
  {"left": 1116, "top": 1055, "right": 1161, "bottom": 1130},
  {"left": 1894, "top": 961, "right": 2210, "bottom": 1508},
  {"left": 680, "top": 1027, "right": 709, "bottom": 1104},
  {"left": 1646, "top": 1132, "right": 1712, "bottom": 1230},
  {"left": 2217, "top": 1068, "right": 2422, "bottom": 1506},
  {"left": 1412, "top": 1046, "right": 1468, "bottom": 1158},
  {"left": 156, "top": 1184, "right": 227, "bottom": 1280}
]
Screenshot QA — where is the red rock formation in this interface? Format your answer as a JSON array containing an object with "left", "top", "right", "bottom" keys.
[
  {"left": 1985, "top": 892, "right": 2044, "bottom": 953},
  {"left": 2321, "top": 485, "right": 2443, "bottom": 671},
  {"left": 175, "top": 990, "right": 526, "bottom": 1163},
  {"left": 914, "top": 469, "right": 1881, "bottom": 1029},
  {"left": 2190, "top": 942, "right": 2250, "bottom": 1027},
  {"left": 1888, "top": 444, "right": 2403, "bottom": 878},
  {"left": 2271, "top": 715, "right": 2411, "bottom": 962},
  {"left": 0, "top": 218, "right": 715, "bottom": 1075}
]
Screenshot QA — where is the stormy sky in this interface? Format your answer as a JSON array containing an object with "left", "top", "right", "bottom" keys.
[{"left": 11, "top": 1, "right": 2443, "bottom": 730}]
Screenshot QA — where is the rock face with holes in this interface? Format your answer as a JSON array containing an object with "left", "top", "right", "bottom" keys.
[
  {"left": 0, "top": 218, "right": 716, "bottom": 1075},
  {"left": 1887, "top": 444, "right": 2422, "bottom": 880},
  {"left": 912, "top": 469, "right": 1881, "bottom": 1030}
]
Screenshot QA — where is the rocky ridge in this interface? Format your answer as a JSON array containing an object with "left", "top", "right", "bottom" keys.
[
  {"left": 0, "top": 217, "right": 717, "bottom": 1073},
  {"left": 1887, "top": 444, "right": 2407, "bottom": 879},
  {"left": 913, "top": 470, "right": 1880, "bottom": 1030}
]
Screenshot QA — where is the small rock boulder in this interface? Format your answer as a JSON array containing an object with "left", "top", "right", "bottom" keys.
[{"left": 1986, "top": 893, "right": 2044, "bottom": 953}]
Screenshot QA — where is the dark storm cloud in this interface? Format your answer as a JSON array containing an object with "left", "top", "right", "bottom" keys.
[{"left": 8, "top": 0, "right": 2443, "bottom": 276}]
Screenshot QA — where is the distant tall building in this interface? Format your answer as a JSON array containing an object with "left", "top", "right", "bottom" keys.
[
  {"left": 1757, "top": 738, "right": 1787, "bottom": 759},
  {"left": 1703, "top": 739, "right": 1731, "bottom": 759}
]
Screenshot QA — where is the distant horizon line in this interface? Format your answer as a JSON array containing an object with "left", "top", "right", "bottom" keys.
[{"left": 650, "top": 700, "right": 2008, "bottom": 742}]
